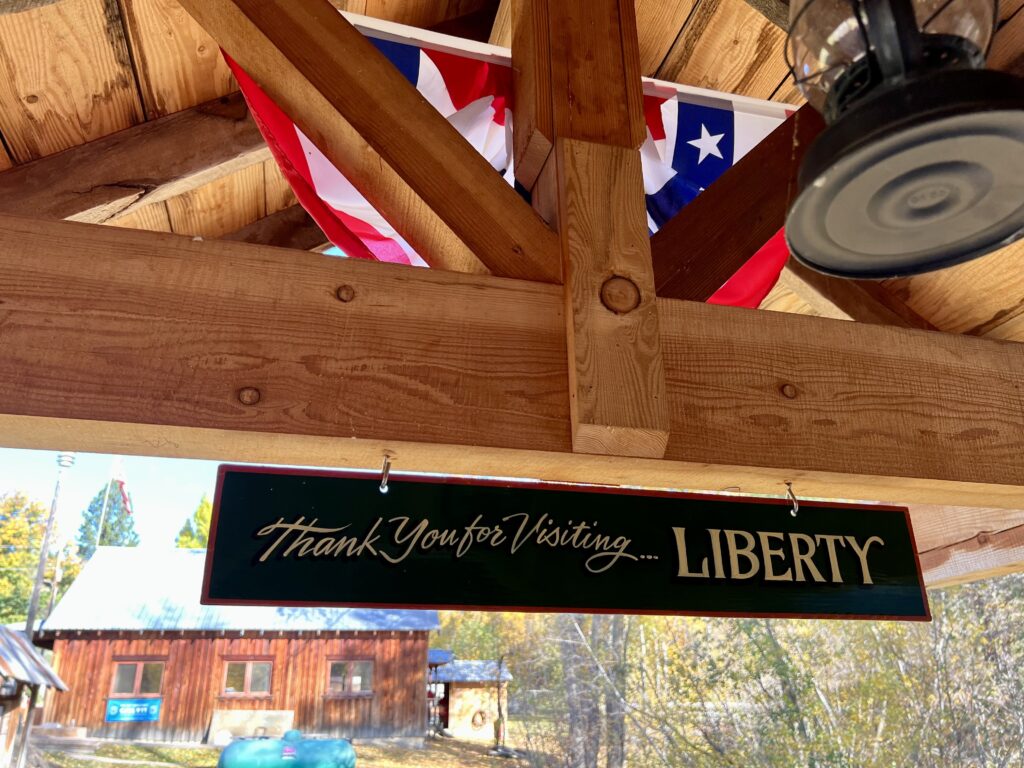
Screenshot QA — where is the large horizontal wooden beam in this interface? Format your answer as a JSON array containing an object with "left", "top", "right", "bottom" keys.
[
  {"left": 178, "top": 0, "right": 559, "bottom": 283},
  {"left": 0, "top": 93, "right": 269, "bottom": 224},
  {"left": 3, "top": 214, "right": 1024, "bottom": 509}
]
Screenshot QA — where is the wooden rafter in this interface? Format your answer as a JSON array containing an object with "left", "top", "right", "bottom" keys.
[
  {"left": 177, "top": 0, "right": 560, "bottom": 283},
  {"left": 0, "top": 94, "right": 268, "bottom": 224},
  {"left": 4, "top": 214, "right": 1024, "bottom": 509},
  {"left": 514, "top": 0, "right": 669, "bottom": 458}
]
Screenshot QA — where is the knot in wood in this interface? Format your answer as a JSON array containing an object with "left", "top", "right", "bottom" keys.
[
  {"left": 600, "top": 276, "right": 641, "bottom": 315},
  {"left": 237, "top": 387, "right": 261, "bottom": 406},
  {"left": 336, "top": 284, "right": 356, "bottom": 303},
  {"left": 780, "top": 383, "right": 798, "bottom": 399}
]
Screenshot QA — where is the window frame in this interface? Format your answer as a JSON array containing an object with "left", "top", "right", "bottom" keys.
[
  {"left": 109, "top": 657, "right": 166, "bottom": 699},
  {"left": 324, "top": 657, "right": 375, "bottom": 699},
  {"left": 221, "top": 657, "right": 274, "bottom": 698}
]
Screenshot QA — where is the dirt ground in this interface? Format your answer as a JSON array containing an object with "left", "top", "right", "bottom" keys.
[{"left": 44, "top": 738, "right": 533, "bottom": 768}]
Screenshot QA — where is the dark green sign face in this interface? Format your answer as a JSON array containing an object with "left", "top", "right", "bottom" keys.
[{"left": 203, "top": 466, "right": 929, "bottom": 621}]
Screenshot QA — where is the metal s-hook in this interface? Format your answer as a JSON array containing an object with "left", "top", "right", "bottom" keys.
[
  {"left": 379, "top": 455, "right": 392, "bottom": 495},
  {"left": 785, "top": 481, "right": 799, "bottom": 518}
]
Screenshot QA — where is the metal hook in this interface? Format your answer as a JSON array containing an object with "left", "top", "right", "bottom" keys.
[
  {"left": 379, "top": 455, "right": 391, "bottom": 495},
  {"left": 785, "top": 481, "right": 799, "bottom": 518}
]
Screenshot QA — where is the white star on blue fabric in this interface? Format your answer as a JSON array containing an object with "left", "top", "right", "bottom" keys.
[{"left": 687, "top": 124, "right": 725, "bottom": 165}]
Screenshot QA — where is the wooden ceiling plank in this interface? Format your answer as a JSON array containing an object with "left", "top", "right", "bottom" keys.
[
  {"left": 651, "top": 104, "right": 824, "bottom": 301},
  {"left": 634, "top": 0, "right": 698, "bottom": 76},
  {"left": 910, "top": 504, "right": 1024, "bottom": 554},
  {"left": 165, "top": 163, "right": 266, "bottom": 238},
  {"left": 263, "top": 159, "right": 299, "bottom": 215},
  {"left": 510, "top": 0, "right": 553, "bottom": 190},
  {"left": 779, "top": 262, "right": 938, "bottom": 330},
  {"left": 488, "top": 0, "right": 511, "bottom": 46},
  {"left": 655, "top": 0, "right": 790, "bottom": 100},
  {"left": 359, "top": 0, "right": 495, "bottom": 29},
  {"left": 5, "top": 215, "right": 1024, "bottom": 508},
  {"left": 118, "top": 0, "right": 237, "bottom": 119},
  {"left": 991, "top": 10, "right": 1024, "bottom": 77},
  {"left": 107, "top": 201, "right": 173, "bottom": 232},
  {"left": 223, "top": 204, "right": 328, "bottom": 250},
  {"left": 178, "top": 0, "right": 557, "bottom": 282},
  {"left": 0, "top": 93, "right": 270, "bottom": 224},
  {"left": 0, "top": 0, "right": 144, "bottom": 163},
  {"left": 922, "top": 524, "right": 1024, "bottom": 587}
]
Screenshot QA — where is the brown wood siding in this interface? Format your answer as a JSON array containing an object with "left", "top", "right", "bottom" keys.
[{"left": 43, "top": 632, "right": 429, "bottom": 743}]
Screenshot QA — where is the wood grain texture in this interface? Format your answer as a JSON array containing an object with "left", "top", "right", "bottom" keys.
[
  {"left": 359, "top": 0, "right": 494, "bottom": 29},
  {"left": 224, "top": 204, "right": 327, "bottom": 250},
  {"left": 5, "top": 216, "right": 1024, "bottom": 509},
  {"left": 882, "top": 240, "right": 1024, "bottom": 341},
  {"left": 166, "top": 163, "right": 266, "bottom": 238},
  {"left": 991, "top": 10, "right": 1024, "bottom": 76},
  {"left": 652, "top": 105, "right": 824, "bottom": 301},
  {"left": 547, "top": 0, "right": 646, "bottom": 148},
  {"left": 0, "top": 93, "right": 270, "bottom": 223},
  {"left": 0, "top": 144, "right": 11, "bottom": 171},
  {"left": 922, "top": 524, "right": 1024, "bottom": 587},
  {"left": 757, "top": 280, "right": 818, "bottom": 316},
  {"left": 910, "top": 504, "right": 1024, "bottom": 554},
  {"left": 510, "top": 0, "right": 553, "bottom": 189},
  {"left": 489, "top": 0, "right": 511, "bottom": 45},
  {"left": 178, "top": 0, "right": 554, "bottom": 281},
  {"left": 263, "top": 159, "right": 299, "bottom": 214},
  {"left": 557, "top": 140, "right": 669, "bottom": 457},
  {"left": 780, "top": 262, "right": 937, "bottom": 330},
  {"left": 118, "top": 0, "right": 236, "bottom": 118},
  {"left": 44, "top": 633, "right": 428, "bottom": 741},
  {"left": 634, "top": 0, "right": 697, "bottom": 75},
  {"left": 655, "top": 0, "right": 790, "bottom": 99},
  {"left": 0, "top": 0, "right": 144, "bottom": 162},
  {"left": 108, "top": 201, "right": 172, "bottom": 231}
]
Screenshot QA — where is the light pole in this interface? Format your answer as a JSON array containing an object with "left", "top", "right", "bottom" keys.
[{"left": 24, "top": 451, "right": 75, "bottom": 639}]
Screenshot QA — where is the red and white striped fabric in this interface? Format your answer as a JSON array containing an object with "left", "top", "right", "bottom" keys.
[{"left": 227, "top": 15, "right": 793, "bottom": 307}]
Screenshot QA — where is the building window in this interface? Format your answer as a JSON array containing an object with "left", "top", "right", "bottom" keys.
[
  {"left": 327, "top": 660, "right": 373, "bottom": 696},
  {"left": 223, "top": 660, "right": 273, "bottom": 696},
  {"left": 110, "top": 661, "right": 164, "bottom": 698}
]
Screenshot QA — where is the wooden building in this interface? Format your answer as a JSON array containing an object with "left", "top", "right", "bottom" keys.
[
  {"left": 428, "top": 656, "right": 510, "bottom": 742},
  {"left": 36, "top": 548, "right": 438, "bottom": 745},
  {"left": 0, "top": 627, "right": 67, "bottom": 766}
]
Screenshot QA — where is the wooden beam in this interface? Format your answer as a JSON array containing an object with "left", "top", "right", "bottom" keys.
[
  {"left": 178, "top": 0, "right": 559, "bottom": 283},
  {"left": 921, "top": 524, "right": 1024, "bottom": 587},
  {"left": 740, "top": 0, "right": 789, "bottom": 29},
  {"left": 520, "top": 0, "right": 668, "bottom": 457},
  {"left": 5, "top": 215, "right": 1024, "bottom": 508},
  {"left": 0, "top": 93, "right": 269, "bottom": 224},
  {"left": 779, "top": 262, "right": 938, "bottom": 330},
  {"left": 991, "top": 10, "right": 1024, "bottom": 78},
  {"left": 651, "top": 105, "right": 824, "bottom": 301},
  {"left": 509, "top": 0, "right": 553, "bottom": 190},
  {"left": 223, "top": 204, "right": 328, "bottom": 250},
  {"left": 488, "top": 0, "right": 512, "bottom": 46}
]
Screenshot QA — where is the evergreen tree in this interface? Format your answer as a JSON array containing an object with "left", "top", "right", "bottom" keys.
[
  {"left": 176, "top": 494, "right": 212, "bottom": 548},
  {"left": 0, "top": 493, "right": 81, "bottom": 624},
  {"left": 76, "top": 484, "right": 140, "bottom": 560}
]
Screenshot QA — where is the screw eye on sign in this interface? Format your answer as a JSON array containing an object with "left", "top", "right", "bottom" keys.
[{"left": 202, "top": 466, "right": 929, "bottom": 621}]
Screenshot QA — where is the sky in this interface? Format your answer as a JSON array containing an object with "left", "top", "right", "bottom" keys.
[{"left": 0, "top": 448, "right": 221, "bottom": 549}]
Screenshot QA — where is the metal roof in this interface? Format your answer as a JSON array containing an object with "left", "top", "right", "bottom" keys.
[
  {"left": 43, "top": 548, "right": 439, "bottom": 633},
  {"left": 428, "top": 648, "right": 455, "bottom": 666},
  {"left": 429, "top": 660, "right": 512, "bottom": 683},
  {"left": 0, "top": 627, "right": 67, "bottom": 690}
]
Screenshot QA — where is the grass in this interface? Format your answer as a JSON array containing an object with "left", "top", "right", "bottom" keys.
[{"left": 44, "top": 738, "right": 534, "bottom": 768}]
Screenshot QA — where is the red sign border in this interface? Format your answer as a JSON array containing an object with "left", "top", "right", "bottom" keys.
[{"left": 202, "top": 464, "right": 931, "bottom": 622}]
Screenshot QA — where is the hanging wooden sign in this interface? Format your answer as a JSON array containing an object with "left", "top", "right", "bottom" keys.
[{"left": 202, "top": 465, "right": 929, "bottom": 621}]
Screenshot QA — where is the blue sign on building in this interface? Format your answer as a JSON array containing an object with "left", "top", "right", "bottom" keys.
[{"left": 106, "top": 698, "right": 161, "bottom": 723}]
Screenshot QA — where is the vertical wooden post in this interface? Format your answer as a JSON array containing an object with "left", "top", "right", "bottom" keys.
[{"left": 513, "top": 0, "right": 669, "bottom": 458}]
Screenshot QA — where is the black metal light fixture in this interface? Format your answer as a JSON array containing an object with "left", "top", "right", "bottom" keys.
[{"left": 784, "top": 0, "right": 1024, "bottom": 278}]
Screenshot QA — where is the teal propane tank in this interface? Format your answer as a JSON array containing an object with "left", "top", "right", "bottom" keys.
[{"left": 217, "top": 730, "right": 355, "bottom": 768}]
